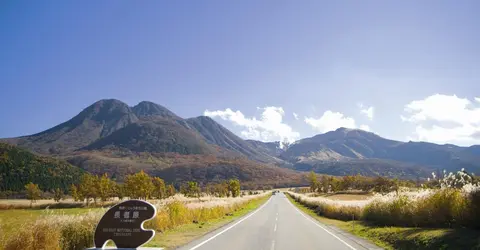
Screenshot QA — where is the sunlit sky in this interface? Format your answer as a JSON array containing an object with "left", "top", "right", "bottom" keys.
[{"left": 1, "top": 1, "right": 480, "bottom": 146}]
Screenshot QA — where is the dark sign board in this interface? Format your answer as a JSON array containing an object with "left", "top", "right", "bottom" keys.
[{"left": 94, "top": 199, "right": 157, "bottom": 249}]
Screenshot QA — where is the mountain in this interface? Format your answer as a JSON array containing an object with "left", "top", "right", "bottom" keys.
[
  {"left": 83, "top": 118, "right": 217, "bottom": 155},
  {"left": 3, "top": 99, "right": 214, "bottom": 156},
  {"left": 186, "top": 116, "right": 284, "bottom": 163},
  {"left": 281, "top": 127, "right": 480, "bottom": 175},
  {"left": 282, "top": 128, "right": 399, "bottom": 161},
  {"left": 0, "top": 142, "right": 84, "bottom": 192},
  {"left": 4, "top": 99, "right": 138, "bottom": 154}
]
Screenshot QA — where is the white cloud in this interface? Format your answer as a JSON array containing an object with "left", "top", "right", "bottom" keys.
[
  {"left": 401, "top": 94, "right": 480, "bottom": 144},
  {"left": 293, "top": 112, "right": 299, "bottom": 120},
  {"left": 361, "top": 106, "right": 374, "bottom": 120},
  {"left": 304, "top": 110, "right": 357, "bottom": 133},
  {"left": 204, "top": 107, "right": 300, "bottom": 144},
  {"left": 360, "top": 125, "right": 371, "bottom": 131},
  {"left": 358, "top": 103, "right": 374, "bottom": 120}
]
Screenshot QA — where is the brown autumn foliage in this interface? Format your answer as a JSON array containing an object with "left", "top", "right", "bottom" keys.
[{"left": 65, "top": 150, "right": 308, "bottom": 188}]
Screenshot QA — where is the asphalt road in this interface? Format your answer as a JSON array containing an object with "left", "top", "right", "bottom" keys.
[{"left": 178, "top": 192, "right": 381, "bottom": 250}]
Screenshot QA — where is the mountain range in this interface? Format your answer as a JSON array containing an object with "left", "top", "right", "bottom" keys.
[
  {"left": 3, "top": 99, "right": 480, "bottom": 186},
  {"left": 279, "top": 127, "right": 480, "bottom": 176}
]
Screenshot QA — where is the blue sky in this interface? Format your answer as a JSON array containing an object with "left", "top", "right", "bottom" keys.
[{"left": 1, "top": 1, "right": 480, "bottom": 145}]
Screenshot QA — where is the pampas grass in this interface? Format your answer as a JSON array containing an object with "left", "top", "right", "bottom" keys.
[{"left": 0, "top": 193, "right": 269, "bottom": 250}]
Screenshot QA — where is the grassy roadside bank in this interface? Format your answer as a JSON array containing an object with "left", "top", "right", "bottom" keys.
[
  {"left": 286, "top": 193, "right": 480, "bottom": 250},
  {"left": 0, "top": 194, "right": 271, "bottom": 250},
  {"left": 146, "top": 194, "right": 271, "bottom": 249}
]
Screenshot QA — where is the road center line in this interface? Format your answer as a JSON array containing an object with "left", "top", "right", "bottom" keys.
[
  {"left": 287, "top": 198, "right": 357, "bottom": 250},
  {"left": 188, "top": 196, "right": 272, "bottom": 250},
  {"left": 271, "top": 240, "right": 275, "bottom": 250},
  {"left": 274, "top": 223, "right": 277, "bottom": 232}
]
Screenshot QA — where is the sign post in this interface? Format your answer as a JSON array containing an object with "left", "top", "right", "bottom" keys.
[{"left": 87, "top": 199, "right": 162, "bottom": 250}]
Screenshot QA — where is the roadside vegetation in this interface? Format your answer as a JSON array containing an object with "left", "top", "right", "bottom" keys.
[
  {"left": 287, "top": 194, "right": 480, "bottom": 250},
  {"left": 0, "top": 170, "right": 270, "bottom": 250},
  {"left": 287, "top": 169, "right": 480, "bottom": 249}
]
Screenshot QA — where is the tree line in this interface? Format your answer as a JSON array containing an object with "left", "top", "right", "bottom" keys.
[
  {"left": 305, "top": 171, "right": 417, "bottom": 194},
  {"left": 179, "top": 179, "right": 241, "bottom": 198},
  {"left": 67, "top": 170, "right": 179, "bottom": 205}
]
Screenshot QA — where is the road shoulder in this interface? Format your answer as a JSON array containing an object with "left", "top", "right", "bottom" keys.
[{"left": 285, "top": 193, "right": 383, "bottom": 250}]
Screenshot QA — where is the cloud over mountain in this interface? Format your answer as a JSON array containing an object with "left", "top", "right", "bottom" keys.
[
  {"left": 204, "top": 106, "right": 300, "bottom": 143},
  {"left": 401, "top": 94, "right": 480, "bottom": 145},
  {"left": 304, "top": 110, "right": 371, "bottom": 133}
]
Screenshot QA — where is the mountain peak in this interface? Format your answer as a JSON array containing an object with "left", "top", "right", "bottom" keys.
[
  {"left": 83, "top": 99, "right": 131, "bottom": 119},
  {"left": 335, "top": 127, "right": 370, "bottom": 133},
  {"left": 132, "top": 101, "right": 178, "bottom": 118},
  {"left": 192, "top": 115, "right": 215, "bottom": 123},
  {"left": 92, "top": 98, "right": 126, "bottom": 106},
  {"left": 335, "top": 127, "right": 355, "bottom": 133}
]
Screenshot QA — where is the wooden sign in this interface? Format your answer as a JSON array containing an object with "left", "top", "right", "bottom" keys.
[{"left": 94, "top": 200, "right": 157, "bottom": 249}]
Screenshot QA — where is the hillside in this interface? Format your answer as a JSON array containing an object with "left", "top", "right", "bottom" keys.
[
  {"left": 245, "top": 140, "right": 285, "bottom": 158},
  {"left": 64, "top": 150, "right": 306, "bottom": 188},
  {"left": 83, "top": 118, "right": 217, "bottom": 155},
  {"left": 152, "top": 157, "right": 307, "bottom": 189},
  {"left": 0, "top": 143, "right": 84, "bottom": 192},
  {"left": 292, "top": 158, "right": 429, "bottom": 179}
]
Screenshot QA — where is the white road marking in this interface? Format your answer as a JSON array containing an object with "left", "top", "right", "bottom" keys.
[
  {"left": 271, "top": 240, "right": 275, "bottom": 250},
  {"left": 287, "top": 198, "right": 357, "bottom": 250},
  {"left": 274, "top": 223, "right": 277, "bottom": 232},
  {"left": 275, "top": 216, "right": 278, "bottom": 221},
  {"left": 188, "top": 197, "right": 272, "bottom": 250}
]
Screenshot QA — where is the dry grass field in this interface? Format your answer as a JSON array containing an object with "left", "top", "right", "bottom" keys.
[{"left": 0, "top": 192, "right": 270, "bottom": 250}]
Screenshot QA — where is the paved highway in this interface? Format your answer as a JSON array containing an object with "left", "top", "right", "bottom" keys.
[{"left": 178, "top": 192, "right": 381, "bottom": 250}]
